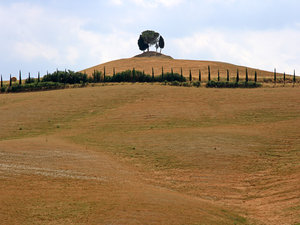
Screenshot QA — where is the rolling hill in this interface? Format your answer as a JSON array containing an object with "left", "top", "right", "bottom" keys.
[{"left": 81, "top": 51, "right": 287, "bottom": 81}]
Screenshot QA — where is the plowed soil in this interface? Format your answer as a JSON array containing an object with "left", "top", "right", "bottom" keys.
[{"left": 0, "top": 84, "right": 299, "bottom": 224}]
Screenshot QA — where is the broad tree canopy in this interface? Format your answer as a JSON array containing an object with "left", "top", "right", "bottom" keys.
[{"left": 137, "top": 30, "right": 165, "bottom": 53}]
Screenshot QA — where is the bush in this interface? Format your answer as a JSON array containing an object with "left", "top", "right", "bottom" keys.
[
  {"left": 42, "top": 70, "right": 88, "bottom": 84},
  {"left": 206, "top": 81, "right": 261, "bottom": 88},
  {"left": 182, "top": 82, "right": 192, "bottom": 87},
  {"left": 1, "top": 82, "right": 65, "bottom": 93},
  {"left": 192, "top": 81, "right": 201, "bottom": 87},
  {"left": 154, "top": 72, "right": 186, "bottom": 82},
  {"left": 169, "top": 81, "right": 181, "bottom": 86}
]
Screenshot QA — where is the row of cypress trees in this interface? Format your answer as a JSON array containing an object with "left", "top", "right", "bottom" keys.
[{"left": 0, "top": 67, "right": 297, "bottom": 88}]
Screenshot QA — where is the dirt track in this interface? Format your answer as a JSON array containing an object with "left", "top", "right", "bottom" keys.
[{"left": 0, "top": 84, "right": 299, "bottom": 224}]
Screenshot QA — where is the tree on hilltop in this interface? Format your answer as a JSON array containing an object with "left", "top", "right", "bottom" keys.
[
  {"left": 137, "top": 30, "right": 165, "bottom": 53},
  {"left": 142, "top": 30, "right": 159, "bottom": 51},
  {"left": 159, "top": 36, "right": 165, "bottom": 53},
  {"left": 138, "top": 35, "right": 149, "bottom": 52}
]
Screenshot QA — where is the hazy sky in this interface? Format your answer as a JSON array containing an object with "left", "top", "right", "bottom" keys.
[{"left": 1, "top": 0, "right": 300, "bottom": 79}]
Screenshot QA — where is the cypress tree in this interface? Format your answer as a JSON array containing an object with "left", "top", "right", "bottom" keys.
[
  {"left": 217, "top": 69, "right": 220, "bottom": 81},
  {"left": 189, "top": 69, "right": 192, "bottom": 82},
  {"left": 93, "top": 69, "right": 96, "bottom": 82},
  {"left": 161, "top": 67, "right": 164, "bottom": 81},
  {"left": 143, "top": 70, "right": 145, "bottom": 78},
  {"left": 132, "top": 68, "right": 136, "bottom": 82},
  {"left": 19, "top": 70, "right": 22, "bottom": 85},
  {"left": 274, "top": 68, "right": 276, "bottom": 84},
  {"left": 208, "top": 66, "right": 211, "bottom": 81},
  {"left": 113, "top": 67, "right": 116, "bottom": 76},
  {"left": 28, "top": 72, "right": 31, "bottom": 84},
  {"left": 254, "top": 71, "right": 257, "bottom": 83},
  {"left": 283, "top": 72, "right": 286, "bottom": 84},
  {"left": 38, "top": 72, "right": 40, "bottom": 83},
  {"left": 199, "top": 69, "right": 201, "bottom": 82},
  {"left": 9, "top": 74, "right": 12, "bottom": 86},
  {"left": 227, "top": 69, "right": 229, "bottom": 82},
  {"left": 152, "top": 67, "right": 154, "bottom": 81},
  {"left": 0, "top": 75, "right": 2, "bottom": 88},
  {"left": 236, "top": 69, "right": 239, "bottom": 83},
  {"left": 103, "top": 67, "right": 106, "bottom": 82},
  {"left": 293, "top": 70, "right": 296, "bottom": 84},
  {"left": 171, "top": 68, "right": 173, "bottom": 76},
  {"left": 245, "top": 68, "right": 248, "bottom": 83},
  {"left": 180, "top": 67, "right": 183, "bottom": 79}
]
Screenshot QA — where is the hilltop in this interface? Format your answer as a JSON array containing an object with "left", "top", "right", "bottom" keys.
[
  {"left": 81, "top": 54, "right": 284, "bottom": 81},
  {"left": 134, "top": 51, "right": 173, "bottom": 59}
]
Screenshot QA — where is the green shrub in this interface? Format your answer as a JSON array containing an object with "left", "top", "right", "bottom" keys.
[
  {"left": 192, "top": 81, "right": 201, "bottom": 87},
  {"left": 206, "top": 81, "right": 261, "bottom": 88},
  {"left": 182, "top": 82, "right": 192, "bottom": 87},
  {"left": 170, "top": 80, "right": 181, "bottom": 86},
  {"left": 42, "top": 70, "right": 88, "bottom": 84}
]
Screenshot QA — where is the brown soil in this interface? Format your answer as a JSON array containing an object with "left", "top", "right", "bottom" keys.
[
  {"left": 0, "top": 84, "right": 299, "bottom": 224},
  {"left": 134, "top": 51, "right": 173, "bottom": 59}
]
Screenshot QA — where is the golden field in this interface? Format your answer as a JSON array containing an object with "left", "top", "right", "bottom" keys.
[
  {"left": 0, "top": 83, "right": 299, "bottom": 224},
  {"left": 81, "top": 56, "right": 294, "bottom": 83}
]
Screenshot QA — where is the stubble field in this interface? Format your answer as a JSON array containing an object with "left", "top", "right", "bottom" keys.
[{"left": 0, "top": 84, "right": 299, "bottom": 224}]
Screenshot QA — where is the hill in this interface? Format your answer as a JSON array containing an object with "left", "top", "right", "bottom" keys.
[
  {"left": 81, "top": 54, "right": 287, "bottom": 81},
  {"left": 1, "top": 85, "right": 299, "bottom": 224}
]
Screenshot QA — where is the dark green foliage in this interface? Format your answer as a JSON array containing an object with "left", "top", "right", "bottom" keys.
[
  {"left": 161, "top": 67, "right": 164, "bottom": 80},
  {"left": 141, "top": 30, "right": 160, "bottom": 49},
  {"left": 152, "top": 67, "right": 154, "bottom": 81},
  {"left": 103, "top": 67, "right": 106, "bottom": 80},
  {"left": 274, "top": 68, "right": 276, "bottom": 83},
  {"left": 189, "top": 70, "right": 192, "bottom": 82},
  {"left": 3, "top": 82, "right": 66, "bottom": 93},
  {"left": 132, "top": 68, "right": 136, "bottom": 81},
  {"left": 236, "top": 69, "right": 239, "bottom": 83},
  {"left": 113, "top": 68, "right": 116, "bottom": 76},
  {"left": 245, "top": 68, "right": 248, "bottom": 83},
  {"left": 293, "top": 70, "right": 296, "bottom": 83},
  {"left": 171, "top": 68, "right": 173, "bottom": 76},
  {"left": 254, "top": 71, "right": 257, "bottom": 83},
  {"left": 192, "top": 81, "right": 201, "bottom": 87},
  {"left": 283, "top": 72, "right": 286, "bottom": 84},
  {"left": 206, "top": 81, "right": 261, "bottom": 88},
  {"left": 38, "top": 72, "right": 40, "bottom": 83},
  {"left": 92, "top": 70, "right": 102, "bottom": 83},
  {"left": 217, "top": 70, "right": 220, "bottom": 81},
  {"left": 227, "top": 69, "right": 229, "bottom": 82},
  {"left": 138, "top": 35, "right": 149, "bottom": 51},
  {"left": 199, "top": 70, "right": 201, "bottom": 82},
  {"left": 107, "top": 70, "right": 185, "bottom": 83},
  {"left": 42, "top": 70, "right": 88, "bottom": 84},
  {"left": 19, "top": 70, "right": 22, "bottom": 85},
  {"left": 0, "top": 75, "right": 2, "bottom": 88},
  {"left": 28, "top": 72, "right": 31, "bottom": 84},
  {"left": 208, "top": 66, "right": 211, "bottom": 81},
  {"left": 9, "top": 75, "right": 12, "bottom": 87},
  {"left": 181, "top": 67, "right": 183, "bottom": 79},
  {"left": 159, "top": 36, "right": 165, "bottom": 53},
  {"left": 155, "top": 72, "right": 186, "bottom": 82}
]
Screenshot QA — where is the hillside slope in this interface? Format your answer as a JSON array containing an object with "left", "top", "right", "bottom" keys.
[
  {"left": 1, "top": 85, "right": 299, "bottom": 224},
  {"left": 81, "top": 54, "right": 287, "bottom": 81}
]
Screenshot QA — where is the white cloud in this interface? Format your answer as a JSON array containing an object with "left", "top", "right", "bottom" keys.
[
  {"left": 110, "top": 0, "right": 184, "bottom": 8},
  {"left": 171, "top": 28, "right": 300, "bottom": 74}
]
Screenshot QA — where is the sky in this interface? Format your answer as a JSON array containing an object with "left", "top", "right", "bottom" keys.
[{"left": 0, "top": 0, "right": 300, "bottom": 79}]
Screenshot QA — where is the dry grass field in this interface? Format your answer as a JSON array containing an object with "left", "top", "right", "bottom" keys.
[
  {"left": 0, "top": 83, "right": 300, "bottom": 224},
  {"left": 81, "top": 56, "right": 294, "bottom": 82}
]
